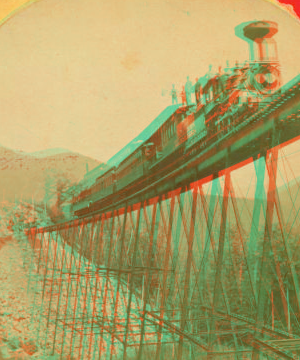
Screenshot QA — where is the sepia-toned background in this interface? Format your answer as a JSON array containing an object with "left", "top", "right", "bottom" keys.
[{"left": 0, "top": 0, "right": 299, "bottom": 162}]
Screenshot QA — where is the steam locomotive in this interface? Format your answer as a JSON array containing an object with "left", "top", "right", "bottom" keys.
[{"left": 68, "top": 21, "right": 282, "bottom": 217}]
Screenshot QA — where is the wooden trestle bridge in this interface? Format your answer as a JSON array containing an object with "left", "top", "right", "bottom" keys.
[{"left": 26, "top": 74, "right": 300, "bottom": 359}]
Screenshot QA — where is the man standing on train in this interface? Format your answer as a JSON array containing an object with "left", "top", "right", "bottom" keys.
[
  {"left": 194, "top": 77, "right": 201, "bottom": 104},
  {"left": 185, "top": 76, "right": 193, "bottom": 105},
  {"left": 170, "top": 84, "right": 178, "bottom": 105}
]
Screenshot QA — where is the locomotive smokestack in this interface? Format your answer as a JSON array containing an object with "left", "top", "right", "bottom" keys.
[{"left": 235, "top": 21, "right": 279, "bottom": 62}]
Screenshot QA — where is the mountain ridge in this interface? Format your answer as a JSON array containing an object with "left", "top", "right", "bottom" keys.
[
  {"left": 0, "top": 145, "right": 104, "bottom": 203},
  {"left": 28, "top": 148, "right": 73, "bottom": 158}
]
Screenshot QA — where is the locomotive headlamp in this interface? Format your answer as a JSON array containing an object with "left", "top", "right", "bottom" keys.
[{"left": 247, "top": 63, "right": 281, "bottom": 95}]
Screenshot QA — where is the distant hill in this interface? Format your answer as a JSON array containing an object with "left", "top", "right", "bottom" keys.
[
  {"left": 0, "top": 145, "right": 103, "bottom": 203},
  {"left": 28, "top": 148, "right": 72, "bottom": 158}
]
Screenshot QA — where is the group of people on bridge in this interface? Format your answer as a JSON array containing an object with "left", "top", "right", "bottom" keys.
[
  {"left": 170, "top": 64, "right": 229, "bottom": 106},
  {"left": 170, "top": 75, "right": 203, "bottom": 106}
]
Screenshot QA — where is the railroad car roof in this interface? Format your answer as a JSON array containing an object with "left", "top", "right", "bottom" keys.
[
  {"left": 95, "top": 166, "right": 116, "bottom": 182},
  {"left": 107, "top": 104, "right": 181, "bottom": 167},
  {"left": 83, "top": 164, "right": 108, "bottom": 184}
]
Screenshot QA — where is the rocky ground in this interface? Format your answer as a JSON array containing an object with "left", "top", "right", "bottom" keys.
[
  {"left": 0, "top": 202, "right": 64, "bottom": 359},
  {"left": 0, "top": 234, "right": 42, "bottom": 359}
]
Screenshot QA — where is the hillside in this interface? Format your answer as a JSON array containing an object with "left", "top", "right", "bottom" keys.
[
  {"left": 277, "top": 177, "right": 300, "bottom": 230},
  {"left": 28, "top": 148, "right": 72, "bottom": 158},
  {"left": 0, "top": 145, "right": 102, "bottom": 203}
]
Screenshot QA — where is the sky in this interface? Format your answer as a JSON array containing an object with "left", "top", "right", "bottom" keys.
[{"left": 0, "top": 0, "right": 299, "bottom": 162}]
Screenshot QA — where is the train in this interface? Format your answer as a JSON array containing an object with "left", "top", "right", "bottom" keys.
[{"left": 66, "top": 20, "right": 282, "bottom": 218}]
